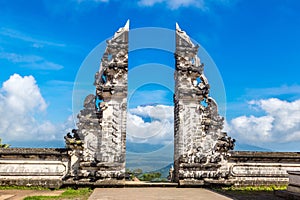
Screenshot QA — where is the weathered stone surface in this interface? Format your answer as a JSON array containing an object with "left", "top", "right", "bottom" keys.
[
  {"left": 173, "top": 23, "right": 235, "bottom": 185},
  {"left": 274, "top": 171, "right": 300, "bottom": 199},
  {"left": 0, "top": 160, "right": 66, "bottom": 176},
  {"left": 276, "top": 172, "right": 300, "bottom": 200},
  {"left": 228, "top": 152, "right": 300, "bottom": 186},
  {"left": 0, "top": 148, "right": 68, "bottom": 188},
  {"left": 65, "top": 20, "right": 129, "bottom": 183},
  {"left": 289, "top": 171, "right": 300, "bottom": 187}
]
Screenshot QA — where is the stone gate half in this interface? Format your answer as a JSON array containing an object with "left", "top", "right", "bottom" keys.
[
  {"left": 174, "top": 24, "right": 235, "bottom": 185},
  {"left": 65, "top": 21, "right": 129, "bottom": 185}
]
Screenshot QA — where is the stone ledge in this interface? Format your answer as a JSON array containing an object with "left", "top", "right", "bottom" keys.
[
  {"left": 0, "top": 148, "right": 68, "bottom": 155},
  {"left": 63, "top": 179, "right": 125, "bottom": 187},
  {"left": 230, "top": 151, "right": 300, "bottom": 162},
  {"left": 179, "top": 179, "right": 205, "bottom": 186},
  {"left": 0, "top": 179, "right": 62, "bottom": 189},
  {"left": 289, "top": 171, "right": 300, "bottom": 175},
  {"left": 233, "top": 177, "right": 289, "bottom": 186}
]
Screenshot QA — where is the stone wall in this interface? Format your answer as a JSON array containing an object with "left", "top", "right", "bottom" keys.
[
  {"left": 228, "top": 151, "right": 300, "bottom": 186},
  {"left": 1, "top": 148, "right": 299, "bottom": 187},
  {"left": 176, "top": 151, "right": 300, "bottom": 186},
  {"left": 0, "top": 148, "right": 69, "bottom": 188}
]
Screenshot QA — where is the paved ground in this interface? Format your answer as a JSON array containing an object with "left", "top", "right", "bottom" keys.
[
  {"left": 218, "top": 190, "right": 285, "bottom": 200},
  {"left": 0, "top": 188, "right": 285, "bottom": 200},
  {"left": 0, "top": 190, "right": 64, "bottom": 200},
  {"left": 88, "top": 188, "right": 233, "bottom": 200}
]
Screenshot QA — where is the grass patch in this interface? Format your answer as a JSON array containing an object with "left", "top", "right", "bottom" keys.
[
  {"left": 24, "top": 188, "right": 93, "bottom": 200},
  {"left": 0, "top": 185, "right": 50, "bottom": 190},
  {"left": 213, "top": 185, "right": 288, "bottom": 200}
]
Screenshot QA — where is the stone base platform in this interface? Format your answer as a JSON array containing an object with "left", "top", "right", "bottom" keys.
[
  {"left": 63, "top": 180, "right": 178, "bottom": 188},
  {"left": 125, "top": 181, "right": 178, "bottom": 187},
  {"left": 179, "top": 179, "right": 234, "bottom": 187},
  {"left": 63, "top": 179, "right": 126, "bottom": 187}
]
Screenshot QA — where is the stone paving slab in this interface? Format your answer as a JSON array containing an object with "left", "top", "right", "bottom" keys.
[
  {"left": 0, "top": 190, "right": 64, "bottom": 200},
  {"left": 88, "top": 188, "right": 232, "bottom": 200}
]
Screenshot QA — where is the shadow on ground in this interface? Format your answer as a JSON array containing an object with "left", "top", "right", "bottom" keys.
[{"left": 214, "top": 189, "right": 285, "bottom": 200}]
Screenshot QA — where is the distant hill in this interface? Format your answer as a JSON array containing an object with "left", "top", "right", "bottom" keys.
[
  {"left": 126, "top": 142, "right": 165, "bottom": 153},
  {"left": 9, "top": 140, "right": 65, "bottom": 148},
  {"left": 234, "top": 143, "right": 272, "bottom": 151},
  {"left": 150, "top": 163, "right": 173, "bottom": 178}
]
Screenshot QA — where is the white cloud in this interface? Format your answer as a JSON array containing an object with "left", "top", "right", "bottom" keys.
[
  {"left": 1, "top": 74, "right": 47, "bottom": 113},
  {"left": 138, "top": 0, "right": 164, "bottom": 6},
  {"left": 0, "top": 52, "right": 63, "bottom": 70},
  {"left": 229, "top": 115, "right": 274, "bottom": 142},
  {"left": 130, "top": 104, "right": 173, "bottom": 121},
  {"left": 138, "top": 0, "right": 205, "bottom": 9},
  {"left": 227, "top": 98, "right": 300, "bottom": 145},
  {"left": 245, "top": 85, "right": 300, "bottom": 99},
  {"left": 76, "top": 0, "right": 109, "bottom": 3},
  {"left": 127, "top": 105, "right": 173, "bottom": 145},
  {"left": 128, "top": 89, "right": 172, "bottom": 108},
  {"left": 0, "top": 74, "right": 73, "bottom": 143},
  {"left": 137, "top": 0, "right": 235, "bottom": 10},
  {"left": 0, "top": 28, "right": 65, "bottom": 48}
]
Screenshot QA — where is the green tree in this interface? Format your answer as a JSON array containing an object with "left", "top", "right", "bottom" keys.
[
  {"left": 126, "top": 168, "right": 143, "bottom": 180},
  {"left": 132, "top": 168, "right": 143, "bottom": 177},
  {"left": 0, "top": 138, "right": 10, "bottom": 148},
  {"left": 139, "top": 172, "right": 161, "bottom": 181}
]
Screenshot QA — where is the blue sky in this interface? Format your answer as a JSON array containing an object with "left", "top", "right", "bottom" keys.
[{"left": 1, "top": 0, "right": 300, "bottom": 158}]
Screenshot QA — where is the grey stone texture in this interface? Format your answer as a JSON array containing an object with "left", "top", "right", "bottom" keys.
[
  {"left": 173, "top": 23, "right": 235, "bottom": 185},
  {"left": 274, "top": 169, "right": 300, "bottom": 198},
  {"left": 65, "top": 21, "right": 129, "bottom": 184},
  {"left": 0, "top": 148, "right": 68, "bottom": 188},
  {"left": 228, "top": 151, "right": 300, "bottom": 186},
  {"left": 288, "top": 171, "right": 300, "bottom": 193},
  {"left": 275, "top": 171, "right": 300, "bottom": 199}
]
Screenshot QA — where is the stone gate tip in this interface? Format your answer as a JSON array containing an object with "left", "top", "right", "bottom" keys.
[
  {"left": 124, "top": 19, "right": 130, "bottom": 30},
  {"left": 175, "top": 22, "right": 181, "bottom": 30}
]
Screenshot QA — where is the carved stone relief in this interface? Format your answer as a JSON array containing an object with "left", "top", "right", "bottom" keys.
[
  {"left": 65, "top": 21, "right": 129, "bottom": 183},
  {"left": 174, "top": 23, "right": 235, "bottom": 184}
]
